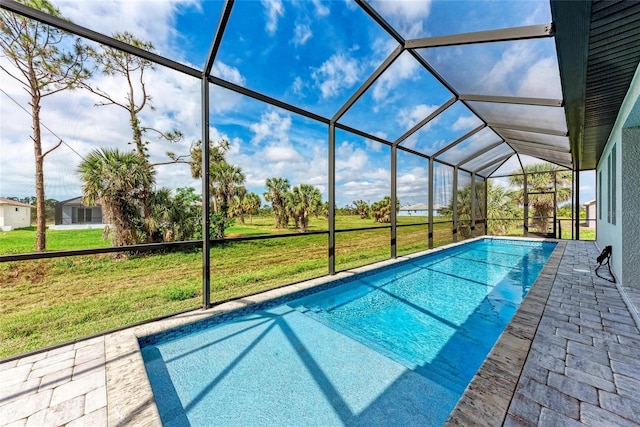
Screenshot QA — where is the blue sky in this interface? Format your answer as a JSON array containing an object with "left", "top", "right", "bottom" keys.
[{"left": 0, "top": 0, "right": 594, "bottom": 208}]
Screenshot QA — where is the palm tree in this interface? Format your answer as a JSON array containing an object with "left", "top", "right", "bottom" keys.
[
  {"left": 370, "top": 196, "right": 399, "bottom": 223},
  {"left": 146, "top": 188, "right": 200, "bottom": 242},
  {"left": 77, "top": 148, "right": 154, "bottom": 246},
  {"left": 443, "top": 181, "right": 519, "bottom": 237},
  {"left": 211, "top": 162, "right": 245, "bottom": 216},
  {"left": 284, "top": 190, "right": 296, "bottom": 229},
  {"left": 311, "top": 189, "right": 323, "bottom": 219},
  {"left": 452, "top": 186, "right": 473, "bottom": 238},
  {"left": 147, "top": 188, "right": 173, "bottom": 242},
  {"left": 321, "top": 201, "right": 329, "bottom": 219},
  {"left": 189, "top": 139, "right": 230, "bottom": 180},
  {"left": 510, "top": 164, "right": 572, "bottom": 233},
  {"left": 211, "top": 161, "right": 246, "bottom": 216},
  {"left": 243, "top": 192, "right": 261, "bottom": 224},
  {"left": 230, "top": 186, "right": 247, "bottom": 224},
  {"left": 189, "top": 139, "right": 232, "bottom": 213},
  {"left": 291, "top": 184, "right": 322, "bottom": 232},
  {"left": 353, "top": 200, "right": 370, "bottom": 219},
  {"left": 264, "top": 177, "right": 290, "bottom": 229},
  {"left": 486, "top": 182, "right": 521, "bottom": 235}
]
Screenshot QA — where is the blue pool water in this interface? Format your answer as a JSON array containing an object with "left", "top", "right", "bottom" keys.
[{"left": 140, "top": 238, "right": 556, "bottom": 426}]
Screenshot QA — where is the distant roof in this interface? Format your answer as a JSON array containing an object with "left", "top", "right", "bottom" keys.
[
  {"left": 583, "top": 199, "right": 596, "bottom": 206},
  {"left": 0, "top": 197, "right": 33, "bottom": 208},
  {"left": 57, "top": 196, "right": 101, "bottom": 206}
]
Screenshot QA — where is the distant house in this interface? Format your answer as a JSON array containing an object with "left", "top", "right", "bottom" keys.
[
  {"left": 399, "top": 202, "right": 445, "bottom": 217},
  {"left": 53, "top": 196, "right": 104, "bottom": 229},
  {"left": 0, "top": 198, "right": 33, "bottom": 231},
  {"left": 583, "top": 199, "right": 596, "bottom": 228}
]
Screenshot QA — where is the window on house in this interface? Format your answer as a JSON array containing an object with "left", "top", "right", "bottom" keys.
[
  {"left": 598, "top": 170, "right": 602, "bottom": 220},
  {"left": 607, "top": 153, "right": 611, "bottom": 224},
  {"left": 612, "top": 143, "right": 616, "bottom": 225}
]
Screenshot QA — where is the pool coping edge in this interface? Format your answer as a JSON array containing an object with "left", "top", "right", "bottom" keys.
[{"left": 443, "top": 239, "right": 566, "bottom": 426}]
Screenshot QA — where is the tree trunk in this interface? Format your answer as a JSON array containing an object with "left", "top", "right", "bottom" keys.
[
  {"left": 129, "top": 110, "right": 153, "bottom": 241},
  {"left": 32, "top": 94, "right": 46, "bottom": 252}
]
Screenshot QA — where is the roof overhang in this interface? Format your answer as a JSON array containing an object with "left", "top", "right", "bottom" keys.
[{"left": 552, "top": 0, "right": 640, "bottom": 170}]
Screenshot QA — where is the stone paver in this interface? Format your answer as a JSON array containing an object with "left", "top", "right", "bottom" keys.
[
  {"left": 504, "top": 241, "right": 640, "bottom": 427},
  {"left": 1, "top": 239, "right": 640, "bottom": 426},
  {"left": 0, "top": 339, "right": 106, "bottom": 427}
]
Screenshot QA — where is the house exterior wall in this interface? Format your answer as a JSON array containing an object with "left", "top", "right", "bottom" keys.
[
  {"left": 55, "top": 199, "right": 104, "bottom": 225},
  {"left": 597, "top": 64, "right": 640, "bottom": 289},
  {"left": 59, "top": 206, "right": 103, "bottom": 225},
  {"left": 621, "top": 127, "right": 640, "bottom": 289},
  {"left": 0, "top": 205, "right": 31, "bottom": 229}
]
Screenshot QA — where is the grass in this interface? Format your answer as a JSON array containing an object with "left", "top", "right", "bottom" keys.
[
  {"left": 0, "top": 226, "right": 110, "bottom": 253},
  {"left": 0, "top": 214, "right": 588, "bottom": 358}
]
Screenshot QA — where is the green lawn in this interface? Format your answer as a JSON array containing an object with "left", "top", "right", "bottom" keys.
[{"left": 0, "top": 227, "right": 110, "bottom": 254}]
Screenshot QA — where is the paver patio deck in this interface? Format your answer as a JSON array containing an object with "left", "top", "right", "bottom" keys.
[{"left": 1, "top": 239, "right": 639, "bottom": 426}]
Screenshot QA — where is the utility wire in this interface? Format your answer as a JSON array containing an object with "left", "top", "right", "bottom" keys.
[{"left": 0, "top": 87, "right": 85, "bottom": 160}]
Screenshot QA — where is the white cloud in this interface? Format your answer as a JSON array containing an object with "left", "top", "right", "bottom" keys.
[
  {"left": 397, "top": 166, "right": 428, "bottom": 205},
  {"left": 212, "top": 62, "right": 246, "bottom": 86},
  {"left": 312, "top": 53, "right": 362, "bottom": 99},
  {"left": 262, "top": 145, "right": 302, "bottom": 162},
  {"left": 343, "top": 0, "right": 358, "bottom": 11},
  {"left": 397, "top": 103, "right": 439, "bottom": 130},
  {"left": 401, "top": 134, "right": 419, "bottom": 151},
  {"left": 261, "top": 0, "right": 285, "bottom": 36},
  {"left": 371, "top": 0, "right": 432, "bottom": 38},
  {"left": 293, "top": 23, "right": 313, "bottom": 46},
  {"left": 451, "top": 115, "right": 480, "bottom": 131},
  {"left": 56, "top": 0, "right": 200, "bottom": 64},
  {"left": 365, "top": 139, "right": 385, "bottom": 153},
  {"left": 229, "top": 109, "right": 330, "bottom": 198},
  {"left": 0, "top": 49, "right": 241, "bottom": 200},
  {"left": 483, "top": 42, "right": 537, "bottom": 96},
  {"left": 250, "top": 110, "right": 292, "bottom": 145},
  {"left": 292, "top": 76, "right": 305, "bottom": 96},
  {"left": 338, "top": 180, "right": 389, "bottom": 204},
  {"left": 518, "top": 57, "right": 562, "bottom": 99},
  {"left": 311, "top": 0, "right": 330, "bottom": 17},
  {"left": 373, "top": 51, "right": 419, "bottom": 101}
]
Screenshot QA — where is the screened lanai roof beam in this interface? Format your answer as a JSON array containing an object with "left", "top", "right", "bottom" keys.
[
  {"left": 463, "top": 152, "right": 514, "bottom": 174},
  {"left": 458, "top": 94, "right": 563, "bottom": 108},
  {"left": 481, "top": 156, "right": 511, "bottom": 178},
  {"left": 333, "top": 45, "right": 403, "bottom": 122},
  {"left": 203, "top": 0, "right": 234, "bottom": 76},
  {"left": 509, "top": 151, "right": 572, "bottom": 169},
  {"left": 432, "top": 124, "right": 485, "bottom": 158},
  {"left": 490, "top": 123, "right": 568, "bottom": 137},
  {"left": 456, "top": 140, "right": 505, "bottom": 167},
  {"left": 356, "top": 0, "right": 404, "bottom": 45},
  {"left": 208, "top": 76, "right": 329, "bottom": 124},
  {"left": 0, "top": 0, "right": 201, "bottom": 79},
  {"left": 405, "top": 24, "right": 554, "bottom": 49},
  {"left": 356, "top": 0, "right": 459, "bottom": 101},
  {"left": 393, "top": 97, "right": 457, "bottom": 147},
  {"left": 505, "top": 139, "right": 570, "bottom": 153},
  {"left": 397, "top": 145, "right": 431, "bottom": 162},
  {"left": 334, "top": 122, "right": 392, "bottom": 147}
]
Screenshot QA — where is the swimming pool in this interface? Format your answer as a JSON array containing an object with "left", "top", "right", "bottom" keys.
[{"left": 140, "top": 238, "right": 556, "bottom": 426}]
